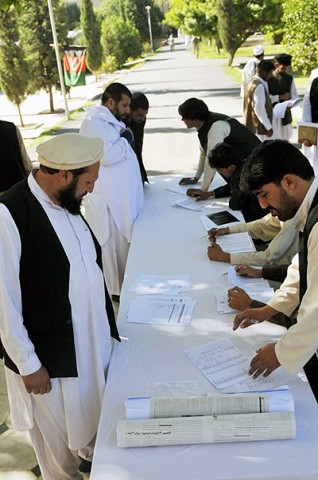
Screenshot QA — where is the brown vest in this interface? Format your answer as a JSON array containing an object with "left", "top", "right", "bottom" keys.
[{"left": 244, "top": 78, "right": 273, "bottom": 135}]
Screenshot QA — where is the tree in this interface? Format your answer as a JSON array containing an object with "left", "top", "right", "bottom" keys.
[
  {"left": 81, "top": 0, "right": 103, "bottom": 78},
  {"left": 19, "top": 0, "right": 68, "bottom": 112},
  {"left": 216, "top": 0, "right": 283, "bottom": 65},
  {"left": 101, "top": 15, "right": 142, "bottom": 68},
  {"left": 65, "top": 1, "right": 81, "bottom": 31},
  {"left": 165, "top": 0, "right": 217, "bottom": 39},
  {"left": 131, "top": 0, "right": 163, "bottom": 41},
  {"left": 283, "top": 0, "right": 318, "bottom": 74},
  {"left": 0, "top": 8, "right": 29, "bottom": 126},
  {"left": 0, "top": 0, "right": 21, "bottom": 11}
]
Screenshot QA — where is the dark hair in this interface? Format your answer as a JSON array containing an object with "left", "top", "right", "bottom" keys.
[
  {"left": 178, "top": 98, "right": 209, "bottom": 121},
  {"left": 101, "top": 82, "right": 132, "bottom": 104},
  {"left": 130, "top": 92, "right": 149, "bottom": 111},
  {"left": 256, "top": 60, "right": 275, "bottom": 75},
  {"left": 208, "top": 143, "right": 242, "bottom": 169},
  {"left": 239, "top": 140, "right": 314, "bottom": 192},
  {"left": 40, "top": 165, "right": 89, "bottom": 178}
]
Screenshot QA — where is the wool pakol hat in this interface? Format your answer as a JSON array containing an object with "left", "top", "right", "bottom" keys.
[
  {"left": 37, "top": 133, "right": 104, "bottom": 170},
  {"left": 253, "top": 45, "right": 264, "bottom": 56}
]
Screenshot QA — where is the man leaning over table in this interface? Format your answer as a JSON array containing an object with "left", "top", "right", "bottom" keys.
[
  {"left": 177, "top": 97, "right": 260, "bottom": 198},
  {"left": 232, "top": 139, "right": 318, "bottom": 402}
]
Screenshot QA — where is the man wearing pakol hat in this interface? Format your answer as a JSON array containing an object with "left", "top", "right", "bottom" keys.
[
  {"left": 240, "top": 44, "right": 264, "bottom": 98},
  {"left": 0, "top": 133, "right": 120, "bottom": 479},
  {"left": 268, "top": 53, "right": 299, "bottom": 141},
  {"left": 80, "top": 82, "right": 144, "bottom": 301}
]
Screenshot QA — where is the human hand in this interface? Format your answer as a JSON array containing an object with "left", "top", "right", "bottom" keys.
[
  {"left": 120, "top": 128, "right": 134, "bottom": 144},
  {"left": 249, "top": 343, "right": 280, "bottom": 378},
  {"left": 179, "top": 177, "right": 198, "bottom": 185},
  {"left": 235, "top": 265, "right": 262, "bottom": 278},
  {"left": 207, "top": 244, "right": 230, "bottom": 262},
  {"left": 301, "top": 139, "right": 313, "bottom": 147},
  {"left": 228, "top": 286, "right": 252, "bottom": 311},
  {"left": 279, "top": 92, "right": 291, "bottom": 101},
  {"left": 21, "top": 366, "right": 52, "bottom": 395},
  {"left": 208, "top": 227, "right": 229, "bottom": 242},
  {"left": 187, "top": 189, "right": 214, "bottom": 201},
  {"left": 266, "top": 128, "right": 273, "bottom": 138},
  {"left": 233, "top": 305, "right": 275, "bottom": 330}
]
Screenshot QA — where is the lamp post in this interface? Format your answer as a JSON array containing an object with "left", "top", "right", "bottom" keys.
[
  {"left": 47, "top": 0, "right": 70, "bottom": 119},
  {"left": 145, "top": 5, "right": 154, "bottom": 53}
]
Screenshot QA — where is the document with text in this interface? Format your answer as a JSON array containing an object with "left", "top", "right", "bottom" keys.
[
  {"left": 129, "top": 274, "right": 190, "bottom": 296},
  {"left": 127, "top": 295, "right": 197, "bottom": 326},
  {"left": 117, "top": 411, "right": 296, "bottom": 447}
]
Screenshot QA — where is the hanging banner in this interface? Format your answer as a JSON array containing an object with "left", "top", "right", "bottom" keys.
[{"left": 63, "top": 46, "right": 87, "bottom": 87}]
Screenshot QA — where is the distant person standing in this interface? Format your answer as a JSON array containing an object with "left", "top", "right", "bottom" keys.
[
  {"left": 300, "top": 67, "right": 318, "bottom": 175},
  {"left": 168, "top": 34, "right": 175, "bottom": 51},
  {"left": 240, "top": 45, "right": 264, "bottom": 98},
  {"left": 0, "top": 120, "right": 32, "bottom": 194},
  {"left": 192, "top": 37, "right": 200, "bottom": 58},
  {"left": 80, "top": 82, "right": 144, "bottom": 300},
  {"left": 268, "top": 54, "right": 298, "bottom": 141},
  {"left": 124, "top": 92, "right": 149, "bottom": 184},
  {"left": 244, "top": 60, "right": 275, "bottom": 140}
]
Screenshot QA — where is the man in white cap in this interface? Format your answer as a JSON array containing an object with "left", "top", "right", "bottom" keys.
[
  {"left": 80, "top": 82, "right": 144, "bottom": 302},
  {"left": 0, "top": 133, "right": 120, "bottom": 479},
  {"left": 241, "top": 44, "right": 265, "bottom": 98}
]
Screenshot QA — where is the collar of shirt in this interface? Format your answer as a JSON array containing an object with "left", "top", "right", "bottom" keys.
[
  {"left": 295, "top": 176, "right": 318, "bottom": 232},
  {"left": 28, "top": 171, "right": 63, "bottom": 210}
]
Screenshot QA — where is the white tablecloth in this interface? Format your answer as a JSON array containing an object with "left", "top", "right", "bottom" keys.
[{"left": 91, "top": 175, "right": 318, "bottom": 480}]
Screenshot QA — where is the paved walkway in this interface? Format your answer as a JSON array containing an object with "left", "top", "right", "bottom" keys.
[{"left": 0, "top": 39, "right": 303, "bottom": 478}]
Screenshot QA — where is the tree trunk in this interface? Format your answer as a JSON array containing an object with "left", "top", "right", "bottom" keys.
[
  {"left": 17, "top": 103, "right": 24, "bottom": 128},
  {"left": 95, "top": 72, "right": 98, "bottom": 82},
  {"left": 49, "top": 85, "right": 55, "bottom": 113}
]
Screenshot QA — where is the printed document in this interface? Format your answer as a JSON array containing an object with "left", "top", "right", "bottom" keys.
[
  {"left": 127, "top": 295, "right": 197, "bottom": 326},
  {"left": 129, "top": 274, "right": 190, "bottom": 295},
  {"left": 117, "top": 411, "right": 296, "bottom": 447},
  {"left": 216, "top": 232, "right": 255, "bottom": 253},
  {"left": 172, "top": 197, "right": 214, "bottom": 211}
]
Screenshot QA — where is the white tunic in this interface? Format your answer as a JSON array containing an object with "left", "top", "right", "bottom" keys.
[
  {"left": 302, "top": 68, "right": 318, "bottom": 175},
  {"left": 271, "top": 79, "right": 298, "bottom": 141},
  {"left": 0, "top": 173, "right": 112, "bottom": 450},
  {"left": 80, "top": 105, "right": 144, "bottom": 245}
]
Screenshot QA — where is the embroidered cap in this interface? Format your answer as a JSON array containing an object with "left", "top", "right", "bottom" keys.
[
  {"left": 253, "top": 45, "right": 264, "bottom": 56},
  {"left": 36, "top": 133, "right": 104, "bottom": 170}
]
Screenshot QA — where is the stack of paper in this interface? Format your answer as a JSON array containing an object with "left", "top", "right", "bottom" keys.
[{"left": 172, "top": 197, "right": 214, "bottom": 211}]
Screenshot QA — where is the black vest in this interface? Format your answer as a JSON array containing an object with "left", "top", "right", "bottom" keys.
[
  {"left": 0, "top": 121, "right": 28, "bottom": 192},
  {"left": 198, "top": 112, "right": 260, "bottom": 160},
  {"left": 309, "top": 77, "right": 318, "bottom": 123},
  {"left": 268, "top": 73, "right": 293, "bottom": 126},
  {"left": 0, "top": 179, "right": 120, "bottom": 377}
]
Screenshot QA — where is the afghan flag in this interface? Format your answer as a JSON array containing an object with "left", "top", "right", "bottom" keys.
[{"left": 63, "top": 47, "right": 87, "bottom": 87}]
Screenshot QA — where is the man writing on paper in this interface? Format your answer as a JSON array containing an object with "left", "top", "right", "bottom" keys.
[
  {"left": 178, "top": 98, "right": 260, "bottom": 197},
  {"left": 233, "top": 140, "right": 318, "bottom": 401},
  {"left": 193, "top": 143, "right": 266, "bottom": 222},
  {"left": 0, "top": 133, "right": 120, "bottom": 477}
]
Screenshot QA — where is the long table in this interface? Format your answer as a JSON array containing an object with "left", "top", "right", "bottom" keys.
[{"left": 91, "top": 175, "right": 318, "bottom": 480}]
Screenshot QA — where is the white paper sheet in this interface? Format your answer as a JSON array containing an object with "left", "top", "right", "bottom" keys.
[
  {"left": 129, "top": 274, "right": 190, "bottom": 295},
  {"left": 227, "top": 265, "right": 270, "bottom": 290},
  {"left": 127, "top": 295, "right": 197, "bottom": 326},
  {"left": 214, "top": 288, "right": 274, "bottom": 314},
  {"left": 185, "top": 338, "right": 297, "bottom": 390},
  {"left": 216, "top": 232, "right": 255, "bottom": 253},
  {"left": 273, "top": 98, "right": 302, "bottom": 118},
  {"left": 172, "top": 197, "right": 214, "bottom": 211}
]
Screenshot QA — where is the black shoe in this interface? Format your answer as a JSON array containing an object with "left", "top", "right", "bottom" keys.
[{"left": 78, "top": 458, "right": 92, "bottom": 474}]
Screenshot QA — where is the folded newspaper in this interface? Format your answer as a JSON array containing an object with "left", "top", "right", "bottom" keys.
[
  {"left": 117, "top": 411, "right": 296, "bottom": 447},
  {"left": 117, "top": 389, "right": 296, "bottom": 447}
]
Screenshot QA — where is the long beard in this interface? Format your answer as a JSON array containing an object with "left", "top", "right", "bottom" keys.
[{"left": 57, "top": 180, "right": 82, "bottom": 215}]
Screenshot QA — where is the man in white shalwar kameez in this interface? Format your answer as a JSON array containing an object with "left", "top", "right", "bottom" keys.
[
  {"left": 0, "top": 133, "right": 120, "bottom": 480},
  {"left": 301, "top": 67, "right": 318, "bottom": 175},
  {"left": 80, "top": 82, "right": 144, "bottom": 299}
]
